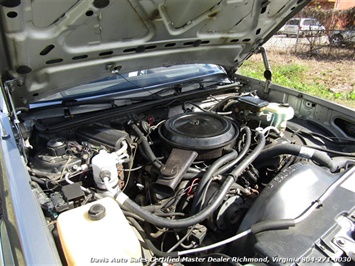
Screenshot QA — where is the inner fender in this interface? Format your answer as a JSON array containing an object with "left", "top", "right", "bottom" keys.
[{"left": 239, "top": 162, "right": 339, "bottom": 231}]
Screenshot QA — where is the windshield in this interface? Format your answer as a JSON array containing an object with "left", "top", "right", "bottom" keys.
[
  {"left": 287, "top": 19, "right": 300, "bottom": 26},
  {"left": 37, "top": 64, "right": 226, "bottom": 103},
  {"left": 303, "top": 19, "right": 318, "bottom": 26}
]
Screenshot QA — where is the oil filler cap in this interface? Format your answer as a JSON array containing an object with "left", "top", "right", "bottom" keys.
[{"left": 88, "top": 204, "right": 106, "bottom": 221}]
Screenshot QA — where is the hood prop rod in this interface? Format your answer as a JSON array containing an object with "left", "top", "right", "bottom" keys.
[
  {"left": 257, "top": 46, "right": 273, "bottom": 94},
  {"left": 4, "top": 79, "right": 31, "bottom": 163}
]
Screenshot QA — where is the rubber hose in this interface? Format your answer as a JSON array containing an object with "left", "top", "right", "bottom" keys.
[
  {"left": 122, "top": 176, "right": 235, "bottom": 228},
  {"left": 254, "top": 143, "right": 337, "bottom": 172},
  {"left": 30, "top": 175, "right": 47, "bottom": 186},
  {"left": 191, "top": 149, "right": 239, "bottom": 213},
  {"left": 30, "top": 175, "right": 57, "bottom": 188},
  {"left": 229, "top": 131, "right": 266, "bottom": 180},
  {"left": 216, "top": 126, "right": 252, "bottom": 174},
  {"left": 251, "top": 219, "right": 296, "bottom": 234},
  {"left": 126, "top": 217, "right": 178, "bottom": 257},
  {"left": 120, "top": 131, "right": 266, "bottom": 228},
  {"left": 191, "top": 126, "right": 251, "bottom": 214},
  {"left": 130, "top": 123, "right": 163, "bottom": 169}
]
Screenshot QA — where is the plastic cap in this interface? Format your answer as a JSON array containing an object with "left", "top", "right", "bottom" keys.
[{"left": 88, "top": 204, "right": 106, "bottom": 221}]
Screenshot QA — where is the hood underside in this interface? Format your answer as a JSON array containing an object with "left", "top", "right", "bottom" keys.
[{"left": 0, "top": 0, "right": 309, "bottom": 107}]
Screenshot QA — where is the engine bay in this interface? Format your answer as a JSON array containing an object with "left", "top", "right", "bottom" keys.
[
  {"left": 25, "top": 90, "right": 355, "bottom": 265},
  {"left": 1, "top": 0, "right": 355, "bottom": 263}
]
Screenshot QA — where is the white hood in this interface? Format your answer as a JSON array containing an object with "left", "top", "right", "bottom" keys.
[{"left": 0, "top": 0, "right": 309, "bottom": 107}]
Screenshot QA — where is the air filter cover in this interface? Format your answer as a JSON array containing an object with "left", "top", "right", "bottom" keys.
[{"left": 158, "top": 112, "right": 238, "bottom": 159}]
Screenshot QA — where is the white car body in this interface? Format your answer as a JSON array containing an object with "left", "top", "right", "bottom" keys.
[{"left": 284, "top": 18, "right": 326, "bottom": 37}]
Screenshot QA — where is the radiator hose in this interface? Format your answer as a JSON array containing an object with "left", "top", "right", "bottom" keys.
[
  {"left": 254, "top": 143, "right": 338, "bottom": 172},
  {"left": 105, "top": 131, "right": 266, "bottom": 228},
  {"left": 191, "top": 126, "right": 252, "bottom": 214}
]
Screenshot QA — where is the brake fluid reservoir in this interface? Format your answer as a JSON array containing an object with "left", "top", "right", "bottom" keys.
[
  {"left": 262, "top": 103, "right": 294, "bottom": 131},
  {"left": 57, "top": 197, "right": 142, "bottom": 265}
]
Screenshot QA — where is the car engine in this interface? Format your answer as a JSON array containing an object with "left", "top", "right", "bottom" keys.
[{"left": 26, "top": 92, "right": 355, "bottom": 265}]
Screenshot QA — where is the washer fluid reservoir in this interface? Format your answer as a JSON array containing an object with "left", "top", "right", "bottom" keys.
[{"left": 57, "top": 197, "right": 142, "bottom": 265}]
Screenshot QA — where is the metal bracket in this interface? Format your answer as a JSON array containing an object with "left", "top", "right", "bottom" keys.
[
  {"left": 333, "top": 237, "right": 355, "bottom": 261},
  {"left": 331, "top": 213, "right": 355, "bottom": 262},
  {"left": 0, "top": 119, "right": 9, "bottom": 139},
  {"left": 3, "top": 79, "right": 30, "bottom": 162}
]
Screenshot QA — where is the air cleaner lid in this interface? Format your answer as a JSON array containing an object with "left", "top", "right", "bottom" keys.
[{"left": 159, "top": 112, "right": 238, "bottom": 151}]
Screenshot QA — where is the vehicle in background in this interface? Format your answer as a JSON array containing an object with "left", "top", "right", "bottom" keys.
[
  {"left": 275, "top": 25, "right": 286, "bottom": 35},
  {"left": 284, "top": 18, "right": 325, "bottom": 37},
  {"left": 329, "top": 27, "right": 355, "bottom": 47}
]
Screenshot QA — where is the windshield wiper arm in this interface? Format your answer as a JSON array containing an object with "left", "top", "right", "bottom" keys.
[{"left": 61, "top": 98, "right": 118, "bottom": 107}]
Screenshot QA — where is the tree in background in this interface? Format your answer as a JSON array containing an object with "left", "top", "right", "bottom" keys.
[
  {"left": 295, "top": 6, "right": 354, "bottom": 55},
  {"left": 298, "top": 6, "right": 354, "bottom": 31}
]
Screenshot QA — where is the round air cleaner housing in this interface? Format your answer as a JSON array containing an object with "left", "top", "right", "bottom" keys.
[{"left": 158, "top": 112, "right": 239, "bottom": 159}]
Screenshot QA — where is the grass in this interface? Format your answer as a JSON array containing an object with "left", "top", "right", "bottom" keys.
[{"left": 240, "top": 54, "right": 355, "bottom": 109}]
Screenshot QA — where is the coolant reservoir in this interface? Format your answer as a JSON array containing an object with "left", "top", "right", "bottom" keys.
[
  {"left": 57, "top": 197, "right": 142, "bottom": 265},
  {"left": 262, "top": 103, "right": 294, "bottom": 131}
]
